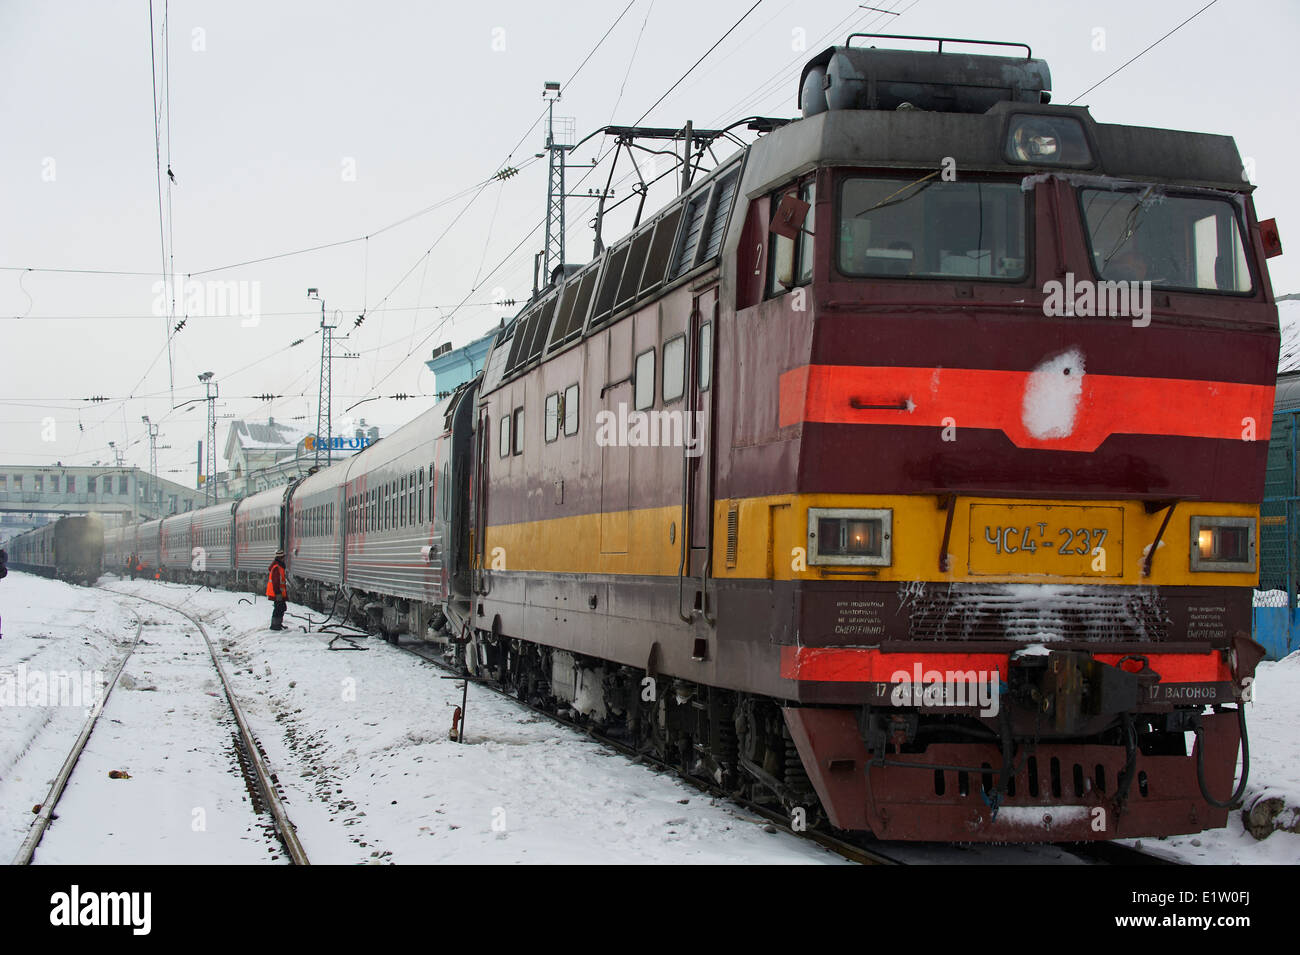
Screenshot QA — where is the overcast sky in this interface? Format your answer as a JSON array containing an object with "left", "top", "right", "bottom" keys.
[{"left": 2, "top": 0, "right": 1297, "bottom": 482}]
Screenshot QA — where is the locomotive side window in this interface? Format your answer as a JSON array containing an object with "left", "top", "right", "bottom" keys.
[
  {"left": 1080, "top": 189, "right": 1253, "bottom": 293},
  {"left": 564, "top": 384, "right": 579, "bottom": 436},
  {"left": 500, "top": 415, "right": 510, "bottom": 458},
  {"left": 418, "top": 470, "right": 425, "bottom": 523},
  {"left": 837, "top": 177, "right": 1026, "bottom": 281},
  {"left": 512, "top": 407, "right": 525, "bottom": 455},
  {"left": 545, "top": 393, "right": 560, "bottom": 442},
  {"left": 698, "top": 321, "right": 712, "bottom": 392},
  {"left": 635, "top": 349, "right": 656, "bottom": 410},
  {"left": 663, "top": 336, "right": 686, "bottom": 404}
]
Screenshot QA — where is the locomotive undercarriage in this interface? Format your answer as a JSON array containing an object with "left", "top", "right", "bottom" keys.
[
  {"left": 454, "top": 629, "right": 825, "bottom": 822},
  {"left": 240, "top": 579, "right": 1254, "bottom": 842}
]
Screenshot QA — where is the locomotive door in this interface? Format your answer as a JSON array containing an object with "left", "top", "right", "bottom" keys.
[
  {"left": 600, "top": 320, "right": 633, "bottom": 554},
  {"left": 687, "top": 286, "right": 717, "bottom": 582}
]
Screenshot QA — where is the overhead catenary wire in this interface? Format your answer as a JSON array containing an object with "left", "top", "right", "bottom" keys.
[{"left": 1068, "top": 0, "right": 1220, "bottom": 105}]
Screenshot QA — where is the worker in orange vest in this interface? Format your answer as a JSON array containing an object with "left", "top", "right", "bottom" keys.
[{"left": 267, "top": 549, "right": 287, "bottom": 631}]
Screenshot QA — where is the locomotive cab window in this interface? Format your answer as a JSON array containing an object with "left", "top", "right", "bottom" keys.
[
  {"left": 838, "top": 177, "right": 1027, "bottom": 281},
  {"left": 499, "top": 415, "right": 510, "bottom": 458},
  {"left": 768, "top": 179, "right": 816, "bottom": 297},
  {"left": 1080, "top": 188, "right": 1253, "bottom": 293},
  {"left": 512, "top": 407, "right": 525, "bottom": 455}
]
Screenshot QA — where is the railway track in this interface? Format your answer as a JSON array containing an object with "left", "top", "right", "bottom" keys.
[
  {"left": 10, "top": 586, "right": 308, "bottom": 865},
  {"left": 10, "top": 609, "right": 144, "bottom": 866}
]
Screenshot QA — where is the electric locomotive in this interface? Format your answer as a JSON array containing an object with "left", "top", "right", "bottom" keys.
[{"left": 464, "top": 35, "right": 1279, "bottom": 841}]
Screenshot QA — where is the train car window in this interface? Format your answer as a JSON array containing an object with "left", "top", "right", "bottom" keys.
[
  {"left": 120, "top": 475, "right": 128, "bottom": 494},
  {"left": 12, "top": 475, "right": 20, "bottom": 490},
  {"left": 51, "top": 476, "right": 59, "bottom": 493},
  {"left": 400, "top": 477, "right": 407, "bottom": 526},
  {"left": 837, "top": 177, "right": 1027, "bottom": 281},
  {"left": 663, "top": 335, "right": 686, "bottom": 403},
  {"left": 429, "top": 462, "right": 435, "bottom": 519},
  {"left": 701, "top": 169, "right": 739, "bottom": 261},
  {"left": 500, "top": 415, "right": 510, "bottom": 458},
  {"left": 1079, "top": 188, "right": 1253, "bottom": 293},
  {"left": 545, "top": 393, "right": 560, "bottom": 442},
  {"left": 418, "top": 470, "right": 424, "bottom": 523},
  {"left": 698, "top": 321, "right": 713, "bottom": 391},
  {"left": 672, "top": 188, "right": 710, "bottom": 278},
  {"left": 564, "top": 384, "right": 579, "bottom": 436},
  {"left": 87, "top": 476, "right": 94, "bottom": 493},
  {"left": 34, "top": 475, "right": 43, "bottom": 492},
  {"left": 67, "top": 476, "right": 75, "bottom": 493},
  {"left": 635, "top": 348, "right": 656, "bottom": 410},
  {"left": 512, "top": 407, "right": 525, "bottom": 455},
  {"left": 408, "top": 473, "right": 416, "bottom": 525},
  {"left": 592, "top": 243, "right": 630, "bottom": 325},
  {"left": 616, "top": 227, "right": 655, "bottom": 311}
]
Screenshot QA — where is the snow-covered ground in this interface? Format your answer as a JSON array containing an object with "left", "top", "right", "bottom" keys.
[
  {"left": 2, "top": 573, "right": 840, "bottom": 864},
  {"left": 3, "top": 571, "right": 1297, "bottom": 864}
]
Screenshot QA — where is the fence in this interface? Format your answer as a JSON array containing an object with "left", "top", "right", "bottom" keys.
[{"left": 1256, "top": 407, "right": 1299, "bottom": 659}]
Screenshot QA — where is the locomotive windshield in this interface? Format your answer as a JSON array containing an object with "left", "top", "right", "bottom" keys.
[
  {"left": 837, "top": 177, "right": 1027, "bottom": 280},
  {"left": 1079, "top": 187, "right": 1253, "bottom": 293}
]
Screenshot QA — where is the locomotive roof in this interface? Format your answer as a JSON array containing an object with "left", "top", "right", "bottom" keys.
[{"left": 740, "top": 101, "right": 1248, "bottom": 197}]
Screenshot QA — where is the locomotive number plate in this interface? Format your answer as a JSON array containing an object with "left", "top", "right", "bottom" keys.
[{"left": 968, "top": 504, "right": 1124, "bottom": 577}]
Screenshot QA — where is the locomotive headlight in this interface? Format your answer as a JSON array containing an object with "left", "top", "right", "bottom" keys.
[
  {"left": 1005, "top": 115, "right": 1092, "bottom": 167},
  {"left": 807, "top": 508, "right": 892, "bottom": 567},
  {"left": 1189, "top": 516, "right": 1255, "bottom": 573}
]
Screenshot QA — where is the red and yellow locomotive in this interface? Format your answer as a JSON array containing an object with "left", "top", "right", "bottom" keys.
[{"left": 466, "top": 35, "right": 1278, "bottom": 841}]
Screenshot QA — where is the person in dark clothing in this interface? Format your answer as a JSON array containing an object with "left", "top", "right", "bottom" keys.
[
  {"left": 0, "top": 547, "right": 7, "bottom": 580},
  {"left": 267, "top": 550, "right": 287, "bottom": 631}
]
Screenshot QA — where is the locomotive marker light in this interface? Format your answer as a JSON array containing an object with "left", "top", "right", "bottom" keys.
[
  {"left": 806, "top": 508, "right": 892, "bottom": 566},
  {"left": 1188, "top": 516, "right": 1256, "bottom": 573}
]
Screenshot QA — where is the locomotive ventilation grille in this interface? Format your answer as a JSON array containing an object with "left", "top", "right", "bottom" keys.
[{"left": 902, "top": 583, "right": 1171, "bottom": 643}]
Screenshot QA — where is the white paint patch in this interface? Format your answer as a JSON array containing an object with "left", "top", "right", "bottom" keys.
[{"left": 1022, "top": 348, "right": 1084, "bottom": 440}]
